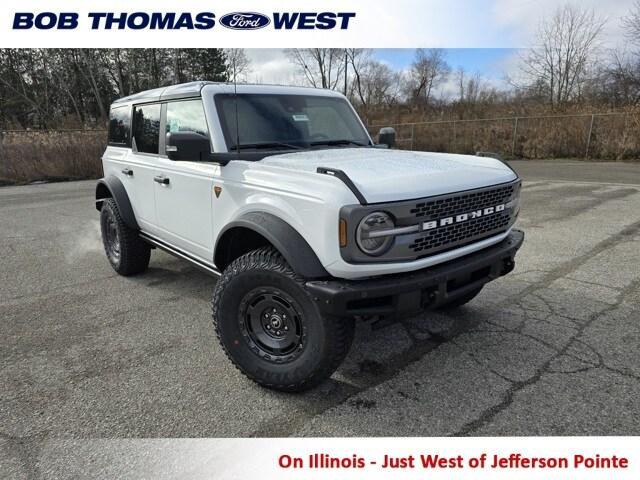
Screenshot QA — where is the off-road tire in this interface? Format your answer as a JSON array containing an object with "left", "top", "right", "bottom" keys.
[
  {"left": 100, "top": 198, "right": 150, "bottom": 276},
  {"left": 439, "top": 286, "right": 483, "bottom": 309},
  {"left": 212, "top": 247, "right": 355, "bottom": 392}
]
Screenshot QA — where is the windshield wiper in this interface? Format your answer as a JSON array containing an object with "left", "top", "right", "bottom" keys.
[
  {"left": 230, "top": 141, "right": 304, "bottom": 151},
  {"left": 309, "top": 139, "right": 369, "bottom": 147}
]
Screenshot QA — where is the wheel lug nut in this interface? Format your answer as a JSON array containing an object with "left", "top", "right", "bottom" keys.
[
  {"left": 266, "top": 325, "right": 271, "bottom": 329},
  {"left": 276, "top": 330, "right": 281, "bottom": 335},
  {"left": 284, "top": 326, "right": 289, "bottom": 331}
]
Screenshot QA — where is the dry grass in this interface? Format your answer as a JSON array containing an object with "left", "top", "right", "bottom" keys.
[
  {"left": 0, "top": 130, "right": 106, "bottom": 185},
  {"left": 1, "top": 110, "right": 638, "bottom": 186},
  {"left": 366, "top": 110, "right": 640, "bottom": 160}
]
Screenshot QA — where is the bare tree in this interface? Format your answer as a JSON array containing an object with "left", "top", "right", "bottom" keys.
[
  {"left": 456, "top": 67, "right": 479, "bottom": 104},
  {"left": 367, "top": 61, "right": 403, "bottom": 106},
  {"left": 612, "top": 1, "right": 640, "bottom": 104},
  {"left": 225, "top": 49, "right": 251, "bottom": 83},
  {"left": 594, "top": 49, "right": 640, "bottom": 106},
  {"left": 287, "top": 49, "right": 345, "bottom": 89},
  {"left": 345, "top": 48, "right": 371, "bottom": 105},
  {"left": 623, "top": 0, "right": 640, "bottom": 46},
  {"left": 78, "top": 50, "right": 107, "bottom": 121},
  {"left": 518, "top": 5, "right": 606, "bottom": 106},
  {"left": 349, "top": 59, "right": 402, "bottom": 108},
  {"left": 405, "top": 49, "right": 450, "bottom": 106}
]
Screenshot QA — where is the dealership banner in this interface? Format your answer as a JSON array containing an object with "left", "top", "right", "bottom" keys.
[
  {"left": 0, "top": 0, "right": 527, "bottom": 48},
  {"left": 38, "top": 437, "right": 638, "bottom": 479}
]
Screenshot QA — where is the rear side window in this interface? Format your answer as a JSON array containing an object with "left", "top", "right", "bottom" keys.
[
  {"left": 108, "top": 106, "right": 130, "bottom": 146},
  {"left": 132, "top": 103, "right": 161, "bottom": 154},
  {"left": 166, "top": 99, "right": 209, "bottom": 137}
]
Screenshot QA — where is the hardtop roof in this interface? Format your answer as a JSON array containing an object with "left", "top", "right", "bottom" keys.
[
  {"left": 111, "top": 81, "right": 217, "bottom": 105},
  {"left": 110, "top": 81, "right": 343, "bottom": 107}
]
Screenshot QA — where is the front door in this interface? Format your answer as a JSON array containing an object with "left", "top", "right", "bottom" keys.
[{"left": 153, "top": 99, "right": 216, "bottom": 262}]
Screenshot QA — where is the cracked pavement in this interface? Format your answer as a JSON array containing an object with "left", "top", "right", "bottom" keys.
[{"left": 1, "top": 160, "right": 640, "bottom": 476}]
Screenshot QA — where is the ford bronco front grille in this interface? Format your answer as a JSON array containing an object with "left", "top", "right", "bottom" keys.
[
  {"left": 409, "top": 184, "right": 515, "bottom": 220},
  {"left": 339, "top": 179, "right": 521, "bottom": 264},
  {"left": 407, "top": 184, "right": 517, "bottom": 255}
]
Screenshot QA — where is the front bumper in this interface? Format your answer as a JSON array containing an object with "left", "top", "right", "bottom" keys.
[{"left": 306, "top": 229, "right": 524, "bottom": 317}]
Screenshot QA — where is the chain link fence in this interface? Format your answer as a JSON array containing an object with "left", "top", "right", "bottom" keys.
[
  {"left": 367, "top": 112, "right": 640, "bottom": 160},
  {"left": 1, "top": 112, "right": 639, "bottom": 184}
]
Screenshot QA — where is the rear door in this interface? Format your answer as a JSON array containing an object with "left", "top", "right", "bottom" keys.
[
  {"left": 124, "top": 102, "right": 163, "bottom": 234},
  {"left": 103, "top": 105, "right": 132, "bottom": 182},
  {"left": 153, "top": 99, "right": 217, "bottom": 262}
]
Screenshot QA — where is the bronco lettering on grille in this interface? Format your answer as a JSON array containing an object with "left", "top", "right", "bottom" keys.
[{"left": 422, "top": 204, "right": 506, "bottom": 231}]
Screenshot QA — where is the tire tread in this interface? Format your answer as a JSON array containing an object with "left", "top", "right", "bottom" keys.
[
  {"left": 101, "top": 198, "right": 150, "bottom": 276},
  {"left": 212, "top": 246, "right": 354, "bottom": 392}
]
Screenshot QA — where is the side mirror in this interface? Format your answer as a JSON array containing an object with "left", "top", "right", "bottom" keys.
[
  {"left": 166, "top": 131, "right": 211, "bottom": 161},
  {"left": 377, "top": 127, "right": 396, "bottom": 148}
]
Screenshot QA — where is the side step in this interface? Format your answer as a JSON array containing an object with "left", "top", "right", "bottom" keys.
[{"left": 139, "top": 232, "right": 221, "bottom": 277}]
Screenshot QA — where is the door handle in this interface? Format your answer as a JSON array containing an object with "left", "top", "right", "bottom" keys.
[
  {"left": 121, "top": 168, "right": 133, "bottom": 177},
  {"left": 154, "top": 175, "right": 170, "bottom": 185}
]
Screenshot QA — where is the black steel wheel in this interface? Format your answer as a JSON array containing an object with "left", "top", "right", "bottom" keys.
[
  {"left": 212, "top": 247, "right": 355, "bottom": 392},
  {"left": 103, "top": 209, "right": 121, "bottom": 262},
  {"left": 240, "top": 288, "right": 306, "bottom": 362},
  {"left": 100, "top": 198, "right": 150, "bottom": 276}
]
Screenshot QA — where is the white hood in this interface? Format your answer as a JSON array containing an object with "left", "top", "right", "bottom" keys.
[{"left": 260, "top": 148, "right": 518, "bottom": 203}]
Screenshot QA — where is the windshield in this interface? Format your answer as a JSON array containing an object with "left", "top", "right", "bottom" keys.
[{"left": 214, "top": 93, "right": 371, "bottom": 151}]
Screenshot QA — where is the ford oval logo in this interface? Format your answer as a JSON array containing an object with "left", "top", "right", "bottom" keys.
[{"left": 219, "top": 12, "right": 271, "bottom": 30}]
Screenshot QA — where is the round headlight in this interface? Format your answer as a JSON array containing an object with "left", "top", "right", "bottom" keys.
[{"left": 356, "top": 211, "right": 395, "bottom": 256}]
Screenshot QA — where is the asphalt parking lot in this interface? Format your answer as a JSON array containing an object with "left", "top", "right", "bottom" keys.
[{"left": 2, "top": 160, "right": 640, "bottom": 474}]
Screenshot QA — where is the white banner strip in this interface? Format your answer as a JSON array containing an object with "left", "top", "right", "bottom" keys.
[
  {"left": 37, "top": 437, "right": 639, "bottom": 479},
  {"left": 0, "top": 0, "right": 529, "bottom": 48}
]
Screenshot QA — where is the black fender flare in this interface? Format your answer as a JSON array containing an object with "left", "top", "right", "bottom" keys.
[
  {"left": 215, "top": 212, "right": 329, "bottom": 279},
  {"left": 95, "top": 176, "right": 139, "bottom": 230}
]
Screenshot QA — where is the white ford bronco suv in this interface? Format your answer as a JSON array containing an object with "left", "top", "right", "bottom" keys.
[{"left": 97, "top": 81, "right": 523, "bottom": 391}]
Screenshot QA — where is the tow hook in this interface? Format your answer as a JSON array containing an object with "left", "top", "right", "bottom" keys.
[{"left": 502, "top": 258, "right": 515, "bottom": 275}]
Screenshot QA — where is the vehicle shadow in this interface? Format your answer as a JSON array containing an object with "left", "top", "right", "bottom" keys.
[{"left": 121, "top": 254, "right": 483, "bottom": 435}]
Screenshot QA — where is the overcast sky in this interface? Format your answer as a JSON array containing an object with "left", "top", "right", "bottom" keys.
[
  {"left": 243, "top": 48, "right": 520, "bottom": 89},
  {"left": 242, "top": 0, "right": 636, "bottom": 92}
]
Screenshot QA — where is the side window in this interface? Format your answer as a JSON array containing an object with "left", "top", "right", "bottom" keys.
[
  {"left": 108, "top": 106, "right": 130, "bottom": 146},
  {"left": 132, "top": 103, "right": 161, "bottom": 154},
  {"left": 166, "top": 100, "right": 209, "bottom": 137}
]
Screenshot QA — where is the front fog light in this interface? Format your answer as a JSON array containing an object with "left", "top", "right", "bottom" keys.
[{"left": 356, "top": 211, "right": 395, "bottom": 256}]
